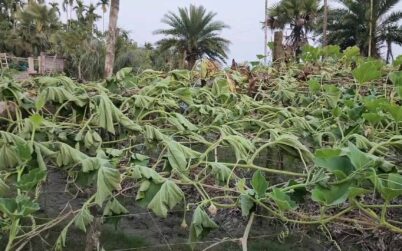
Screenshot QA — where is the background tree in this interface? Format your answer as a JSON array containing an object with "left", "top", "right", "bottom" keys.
[
  {"left": 267, "top": 0, "right": 319, "bottom": 56},
  {"left": 326, "top": 0, "right": 402, "bottom": 57},
  {"left": 97, "top": 0, "right": 109, "bottom": 33},
  {"left": 155, "top": 5, "right": 230, "bottom": 69},
  {"left": 104, "top": 0, "right": 119, "bottom": 78}
]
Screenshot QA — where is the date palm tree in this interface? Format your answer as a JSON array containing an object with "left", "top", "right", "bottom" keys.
[
  {"left": 155, "top": 5, "right": 230, "bottom": 69},
  {"left": 326, "top": 0, "right": 402, "bottom": 58}
]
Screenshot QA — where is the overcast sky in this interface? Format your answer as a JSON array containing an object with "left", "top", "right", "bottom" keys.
[{"left": 58, "top": 0, "right": 402, "bottom": 62}]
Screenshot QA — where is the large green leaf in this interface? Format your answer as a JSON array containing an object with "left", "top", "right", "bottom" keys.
[
  {"left": 311, "top": 183, "right": 351, "bottom": 206},
  {"left": 95, "top": 162, "right": 122, "bottom": 206},
  {"left": 352, "top": 60, "right": 383, "bottom": 84},
  {"left": 346, "top": 143, "right": 373, "bottom": 170},
  {"left": 314, "top": 148, "right": 354, "bottom": 178},
  {"left": 147, "top": 180, "right": 184, "bottom": 218}
]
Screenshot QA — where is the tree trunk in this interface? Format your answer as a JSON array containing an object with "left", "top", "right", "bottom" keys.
[
  {"left": 273, "top": 31, "right": 285, "bottom": 63},
  {"left": 368, "top": 0, "right": 373, "bottom": 57},
  {"left": 264, "top": 0, "right": 268, "bottom": 64},
  {"left": 104, "top": 0, "right": 120, "bottom": 78},
  {"left": 323, "top": 0, "right": 328, "bottom": 46},
  {"left": 386, "top": 40, "right": 393, "bottom": 64}
]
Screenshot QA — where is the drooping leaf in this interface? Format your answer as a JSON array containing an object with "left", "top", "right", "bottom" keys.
[
  {"left": 103, "top": 198, "right": 129, "bottom": 216},
  {"left": 239, "top": 193, "right": 255, "bottom": 217},
  {"left": 189, "top": 206, "right": 219, "bottom": 243},
  {"left": 209, "top": 162, "right": 232, "bottom": 184},
  {"left": 147, "top": 180, "right": 184, "bottom": 218},
  {"left": 95, "top": 162, "right": 122, "bottom": 206},
  {"left": 74, "top": 207, "right": 94, "bottom": 232}
]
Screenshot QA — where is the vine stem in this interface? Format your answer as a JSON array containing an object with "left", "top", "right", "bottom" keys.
[
  {"left": 5, "top": 218, "right": 20, "bottom": 251},
  {"left": 240, "top": 212, "right": 255, "bottom": 251},
  {"left": 214, "top": 162, "right": 307, "bottom": 177}
]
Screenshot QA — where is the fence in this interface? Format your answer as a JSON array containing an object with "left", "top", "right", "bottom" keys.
[{"left": 0, "top": 52, "right": 64, "bottom": 75}]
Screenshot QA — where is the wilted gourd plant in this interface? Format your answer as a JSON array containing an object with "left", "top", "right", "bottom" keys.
[{"left": 0, "top": 46, "right": 402, "bottom": 250}]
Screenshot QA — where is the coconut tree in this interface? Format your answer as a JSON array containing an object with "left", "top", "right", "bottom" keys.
[
  {"left": 267, "top": 0, "right": 319, "bottom": 55},
  {"left": 326, "top": 0, "right": 402, "bottom": 57},
  {"left": 155, "top": 5, "right": 230, "bottom": 69}
]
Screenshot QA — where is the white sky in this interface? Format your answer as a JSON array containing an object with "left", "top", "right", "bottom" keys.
[{"left": 55, "top": 0, "right": 402, "bottom": 62}]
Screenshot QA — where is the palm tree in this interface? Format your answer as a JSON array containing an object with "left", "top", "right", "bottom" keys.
[
  {"left": 49, "top": 1, "right": 60, "bottom": 17},
  {"left": 155, "top": 5, "right": 230, "bottom": 69},
  {"left": 267, "top": 0, "right": 319, "bottom": 55},
  {"left": 326, "top": 0, "right": 402, "bottom": 58},
  {"left": 97, "top": 0, "right": 109, "bottom": 33},
  {"left": 104, "top": 0, "right": 119, "bottom": 78},
  {"left": 73, "top": 0, "right": 87, "bottom": 22},
  {"left": 15, "top": 1, "right": 60, "bottom": 55}
]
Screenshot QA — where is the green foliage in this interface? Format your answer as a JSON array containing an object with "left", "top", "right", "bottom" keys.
[
  {"left": 353, "top": 60, "right": 383, "bottom": 84},
  {"left": 0, "top": 55, "right": 402, "bottom": 250}
]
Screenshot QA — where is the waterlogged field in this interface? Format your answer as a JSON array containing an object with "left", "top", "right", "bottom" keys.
[{"left": 1, "top": 48, "right": 402, "bottom": 250}]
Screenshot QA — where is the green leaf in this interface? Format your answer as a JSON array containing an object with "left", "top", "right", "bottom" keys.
[
  {"left": 16, "top": 140, "right": 32, "bottom": 162},
  {"left": 346, "top": 143, "right": 373, "bottom": 170},
  {"left": 18, "top": 168, "right": 46, "bottom": 191},
  {"left": 74, "top": 207, "right": 94, "bottom": 232},
  {"left": 352, "top": 60, "right": 383, "bottom": 84},
  {"left": 209, "top": 162, "right": 232, "bottom": 184},
  {"left": 147, "top": 180, "right": 184, "bottom": 218},
  {"left": 166, "top": 140, "right": 200, "bottom": 172},
  {"left": 251, "top": 170, "right": 268, "bottom": 198},
  {"left": 311, "top": 183, "right": 350, "bottom": 206},
  {"left": 0, "top": 178, "right": 9, "bottom": 196},
  {"left": 389, "top": 71, "right": 402, "bottom": 98},
  {"left": 314, "top": 148, "right": 354, "bottom": 178},
  {"left": 35, "top": 92, "right": 46, "bottom": 111},
  {"left": 167, "top": 141, "right": 187, "bottom": 172},
  {"left": 129, "top": 165, "right": 164, "bottom": 183},
  {"left": 189, "top": 206, "right": 218, "bottom": 243},
  {"left": 379, "top": 173, "right": 402, "bottom": 201},
  {"left": 239, "top": 193, "right": 255, "bottom": 217},
  {"left": 55, "top": 225, "right": 69, "bottom": 251},
  {"left": 103, "top": 198, "right": 128, "bottom": 216},
  {"left": 0, "top": 144, "right": 19, "bottom": 169},
  {"left": 29, "top": 114, "right": 44, "bottom": 129},
  {"left": 0, "top": 195, "right": 39, "bottom": 217},
  {"left": 270, "top": 188, "right": 297, "bottom": 211},
  {"left": 95, "top": 162, "right": 122, "bottom": 206}
]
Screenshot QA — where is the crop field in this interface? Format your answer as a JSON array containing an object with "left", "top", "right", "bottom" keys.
[{"left": 1, "top": 47, "right": 402, "bottom": 250}]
